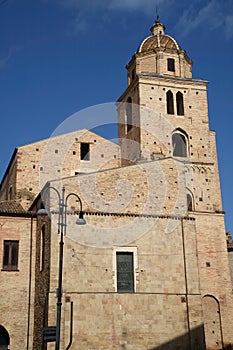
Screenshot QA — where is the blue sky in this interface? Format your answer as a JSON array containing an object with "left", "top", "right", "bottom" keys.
[{"left": 0, "top": 0, "right": 233, "bottom": 232}]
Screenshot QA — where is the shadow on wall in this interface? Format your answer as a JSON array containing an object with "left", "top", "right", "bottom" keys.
[
  {"left": 148, "top": 324, "right": 206, "bottom": 350},
  {"left": 148, "top": 323, "right": 232, "bottom": 350}
]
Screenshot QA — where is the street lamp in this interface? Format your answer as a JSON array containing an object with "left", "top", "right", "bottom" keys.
[{"left": 38, "top": 185, "right": 86, "bottom": 350}]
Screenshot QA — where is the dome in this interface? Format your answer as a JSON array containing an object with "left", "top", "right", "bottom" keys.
[
  {"left": 126, "top": 18, "right": 192, "bottom": 80},
  {"left": 138, "top": 34, "right": 180, "bottom": 53},
  {"left": 137, "top": 18, "right": 180, "bottom": 54}
]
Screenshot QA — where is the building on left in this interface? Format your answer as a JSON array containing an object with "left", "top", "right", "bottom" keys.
[{"left": 0, "top": 129, "right": 120, "bottom": 350}]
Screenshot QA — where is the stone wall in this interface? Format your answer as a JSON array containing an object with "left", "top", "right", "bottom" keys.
[
  {"left": 193, "top": 212, "right": 233, "bottom": 348},
  {"left": 0, "top": 215, "right": 37, "bottom": 350},
  {"left": 45, "top": 213, "right": 205, "bottom": 350},
  {"left": 0, "top": 129, "right": 120, "bottom": 210},
  {"left": 32, "top": 214, "right": 51, "bottom": 350}
]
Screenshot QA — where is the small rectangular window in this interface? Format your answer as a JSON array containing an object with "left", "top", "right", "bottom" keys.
[
  {"left": 167, "top": 58, "right": 175, "bottom": 72},
  {"left": 116, "top": 252, "right": 134, "bottom": 293},
  {"left": 3, "top": 240, "right": 19, "bottom": 270},
  {"left": 80, "top": 143, "right": 90, "bottom": 161}
]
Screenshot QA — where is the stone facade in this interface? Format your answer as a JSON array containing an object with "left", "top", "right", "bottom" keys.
[
  {"left": 0, "top": 129, "right": 120, "bottom": 210},
  {"left": 0, "top": 18, "right": 232, "bottom": 350},
  {"left": 43, "top": 184, "right": 205, "bottom": 350},
  {"left": 0, "top": 205, "right": 37, "bottom": 350}
]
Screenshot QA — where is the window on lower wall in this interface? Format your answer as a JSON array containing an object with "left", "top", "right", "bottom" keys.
[
  {"left": 2, "top": 240, "right": 19, "bottom": 271},
  {"left": 116, "top": 252, "right": 134, "bottom": 293}
]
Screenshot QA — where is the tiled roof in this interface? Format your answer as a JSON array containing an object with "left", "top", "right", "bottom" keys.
[
  {"left": 0, "top": 201, "right": 27, "bottom": 214},
  {"left": 138, "top": 35, "right": 179, "bottom": 53}
]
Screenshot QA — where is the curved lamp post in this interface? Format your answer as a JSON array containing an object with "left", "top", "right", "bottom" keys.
[{"left": 38, "top": 185, "right": 86, "bottom": 350}]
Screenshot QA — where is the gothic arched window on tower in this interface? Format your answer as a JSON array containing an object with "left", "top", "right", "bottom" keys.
[
  {"left": 166, "top": 90, "right": 174, "bottom": 114},
  {"left": 176, "top": 91, "right": 184, "bottom": 115},
  {"left": 167, "top": 58, "right": 175, "bottom": 72},
  {"left": 172, "top": 130, "right": 188, "bottom": 157},
  {"left": 126, "top": 97, "right": 133, "bottom": 133},
  {"left": 187, "top": 192, "right": 193, "bottom": 211}
]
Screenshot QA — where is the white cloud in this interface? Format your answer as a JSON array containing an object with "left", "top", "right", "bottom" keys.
[
  {"left": 175, "top": 0, "right": 233, "bottom": 39},
  {"left": 108, "top": 0, "right": 169, "bottom": 14},
  {"left": 61, "top": 0, "right": 169, "bottom": 13},
  {"left": 175, "top": 1, "right": 221, "bottom": 37},
  {"left": 58, "top": 0, "right": 233, "bottom": 38},
  {"left": 0, "top": 53, "right": 10, "bottom": 69},
  {"left": 72, "top": 13, "right": 89, "bottom": 34},
  {"left": 225, "top": 15, "right": 233, "bottom": 39},
  {"left": 0, "top": 45, "right": 20, "bottom": 70},
  {"left": 58, "top": 0, "right": 172, "bottom": 34}
]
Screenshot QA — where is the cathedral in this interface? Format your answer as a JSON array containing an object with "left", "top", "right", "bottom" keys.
[{"left": 0, "top": 18, "right": 232, "bottom": 350}]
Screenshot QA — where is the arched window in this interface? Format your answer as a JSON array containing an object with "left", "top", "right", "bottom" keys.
[
  {"left": 172, "top": 130, "right": 188, "bottom": 157},
  {"left": 176, "top": 91, "right": 184, "bottom": 115},
  {"left": 187, "top": 193, "right": 193, "bottom": 211},
  {"left": 166, "top": 90, "right": 174, "bottom": 114},
  {"left": 202, "top": 295, "right": 223, "bottom": 348},
  {"left": 126, "top": 97, "right": 132, "bottom": 132},
  {"left": 0, "top": 325, "right": 10, "bottom": 349}
]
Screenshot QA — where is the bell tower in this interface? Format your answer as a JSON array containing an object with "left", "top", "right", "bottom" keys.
[
  {"left": 117, "top": 19, "right": 233, "bottom": 349},
  {"left": 117, "top": 18, "right": 222, "bottom": 213}
]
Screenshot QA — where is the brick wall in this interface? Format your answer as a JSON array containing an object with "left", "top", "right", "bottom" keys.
[{"left": 0, "top": 215, "right": 36, "bottom": 350}]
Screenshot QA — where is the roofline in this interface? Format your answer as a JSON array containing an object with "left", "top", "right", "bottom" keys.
[
  {"left": 74, "top": 210, "right": 196, "bottom": 221},
  {"left": 0, "top": 127, "right": 120, "bottom": 187},
  {"left": 117, "top": 73, "right": 208, "bottom": 102},
  {"left": 32, "top": 156, "right": 215, "bottom": 185},
  {"left": 0, "top": 211, "right": 37, "bottom": 218},
  {"left": 17, "top": 128, "right": 118, "bottom": 150},
  {"left": 0, "top": 148, "right": 18, "bottom": 188},
  {"left": 138, "top": 72, "right": 208, "bottom": 84}
]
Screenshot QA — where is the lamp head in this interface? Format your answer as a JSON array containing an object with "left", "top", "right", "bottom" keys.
[
  {"left": 37, "top": 208, "right": 49, "bottom": 216},
  {"left": 76, "top": 211, "right": 86, "bottom": 225}
]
